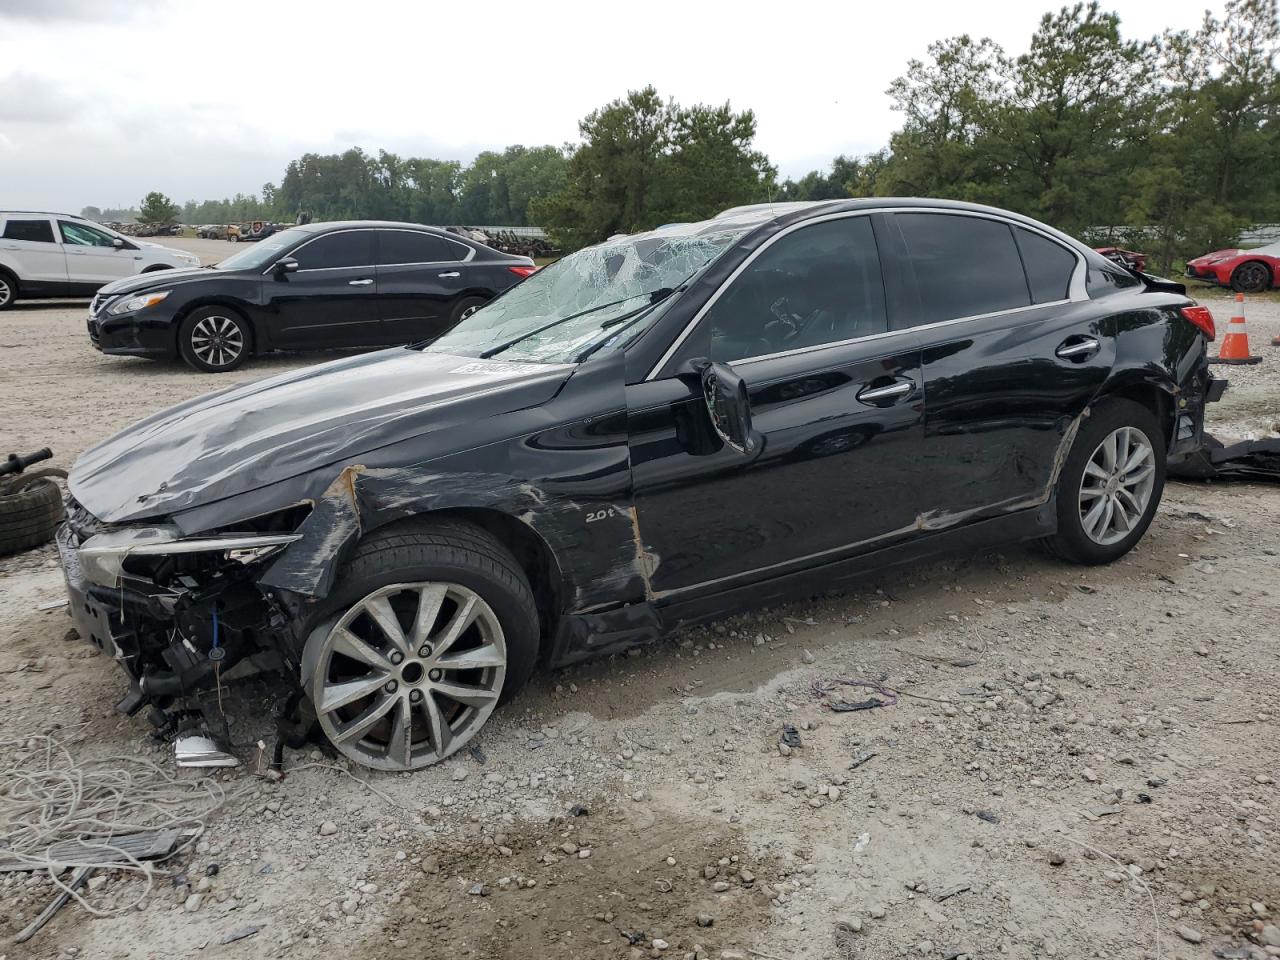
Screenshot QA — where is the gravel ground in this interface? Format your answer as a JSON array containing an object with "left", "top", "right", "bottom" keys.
[{"left": 1, "top": 259, "right": 1278, "bottom": 960}]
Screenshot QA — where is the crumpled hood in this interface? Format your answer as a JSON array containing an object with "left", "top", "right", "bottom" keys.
[
  {"left": 70, "top": 349, "right": 574, "bottom": 523},
  {"left": 97, "top": 266, "right": 221, "bottom": 298}
]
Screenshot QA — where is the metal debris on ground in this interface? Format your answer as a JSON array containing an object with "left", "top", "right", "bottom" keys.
[
  {"left": 812, "top": 677, "right": 899, "bottom": 712},
  {"left": 780, "top": 724, "right": 803, "bottom": 748},
  {"left": 934, "top": 882, "right": 972, "bottom": 901},
  {"left": 0, "top": 828, "right": 180, "bottom": 873},
  {"left": 0, "top": 733, "right": 243, "bottom": 935},
  {"left": 976, "top": 810, "right": 1000, "bottom": 824},
  {"left": 175, "top": 734, "right": 239, "bottom": 768},
  {"left": 13, "top": 865, "right": 92, "bottom": 943},
  {"left": 1169, "top": 433, "right": 1280, "bottom": 483},
  {"left": 219, "top": 925, "right": 259, "bottom": 945},
  {"left": 848, "top": 751, "right": 878, "bottom": 770}
]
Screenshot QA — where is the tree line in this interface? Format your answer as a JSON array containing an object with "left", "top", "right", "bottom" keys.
[{"left": 91, "top": 0, "right": 1277, "bottom": 270}]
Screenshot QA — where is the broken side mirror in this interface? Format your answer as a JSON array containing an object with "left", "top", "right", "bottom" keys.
[{"left": 684, "top": 357, "right": 757, "bottom": 455}]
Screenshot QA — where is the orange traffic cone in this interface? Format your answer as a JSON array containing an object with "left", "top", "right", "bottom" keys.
[{"left": 1210, "top": 293, "right": 1262, "bottom": 365}]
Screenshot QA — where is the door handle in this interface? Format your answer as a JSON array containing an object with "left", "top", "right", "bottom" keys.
[
  {"left": 1055, "top": 336, "right": 1099, "bottom": 360},
  {"left": 856, "top": 379, "right": 914, "bottom": 403},
  {"left": 437, "top": 271, "right": 460, "bottom": 278},
  {"left": 348, "top": 278, "right": 374, "bottom": 286}
]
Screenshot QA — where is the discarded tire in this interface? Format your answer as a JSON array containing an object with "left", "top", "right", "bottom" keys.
[{"left": 0, "top": 469, "right": 67, "bottom": 556}]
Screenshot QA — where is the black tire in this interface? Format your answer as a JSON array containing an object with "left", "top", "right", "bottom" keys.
[
  {"left": 310, "top": 518, "right": 540, "bottom": 706},
  {"left": 1230, "top": 261, "right": 1271, "bottom": 294},
  {"left": 1041, "top": 398, "right": 1166, "bottom": 565},
  {"left": 177, "top": 306, "right": 251, "bottom": 373},
  {"left": 0, "top": 268, "right": 16, "bottom": 311},
  {"left": 0, "top": 473, "right": 65, "bottom": 556},
  {"left": 448, "top": 295, "right": 488, "bottom": 327}
]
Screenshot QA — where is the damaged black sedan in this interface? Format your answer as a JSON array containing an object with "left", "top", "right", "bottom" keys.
[{"left": 58, "top": 198, "right": 1223, "bottom": 770}]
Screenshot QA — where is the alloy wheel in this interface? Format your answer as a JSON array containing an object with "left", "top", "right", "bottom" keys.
[
  {"left": 459, "top": 304, "right": 480, "bottom": 320},
  {"left": 1238, "top": 262, "right": 1269, "bottom": 292},
  {"left": 312, "top": 581, "right": 507, "bottom": 770},
  {"left": 1077, "top": 426, "right": 1156, "bottom": 546},
  {"left": 190, "top": 315, "right": 244, "bottom": 368},
  {"left": 0, "top": 276, "right": 11, "bottom": 307}
]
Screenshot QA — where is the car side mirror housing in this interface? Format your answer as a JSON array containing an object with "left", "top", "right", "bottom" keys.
[
  {"left": 111, "top": 237, "right": 125, "bottom": 248},
  {"left": 274, "top": 258, "right": 299, "bottom": 275},
  {"left": 682, "top": 357, "right": 758, "bottom": 455}
]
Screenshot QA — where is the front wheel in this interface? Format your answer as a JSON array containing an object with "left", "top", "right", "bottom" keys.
[
  {"left": 178, "top": 307, "right": 250, "bottom": 372},
  {"left": 1041, "top": 398, "right": 1166, "bottom": 565},
  {"left": 300, "top": 519, "right": 539, "bottom": 771}
]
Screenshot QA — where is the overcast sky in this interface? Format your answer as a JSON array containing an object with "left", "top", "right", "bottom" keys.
[{"left": 1, "top": 0, "right": 1218, "bottom": 213}]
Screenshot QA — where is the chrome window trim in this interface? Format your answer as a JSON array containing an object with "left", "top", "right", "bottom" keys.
[
  {"left": 377, "top": 227, "right": 477, "bottom": 265},
  {"left": 644, "top": 207, "right": 1088, "bottom": 381},
  {"left": 733, "top": 298, "right": 1073, "bottom": 368},
  {"left": 258, "top": 227, "right": 378, "bottom": 276}
]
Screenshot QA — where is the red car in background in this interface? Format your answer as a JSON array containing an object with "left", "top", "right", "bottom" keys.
[
  {"left": 1186, "top": 241, "right": 1280, "bottom": 293},
  {"left": 1094, "top": 247, "right": 1147, "bottom": 272}
]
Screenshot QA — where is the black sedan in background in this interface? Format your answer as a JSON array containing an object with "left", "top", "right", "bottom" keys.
[{"left": 86, "top": 221, "right": 537, "bottom": 371}]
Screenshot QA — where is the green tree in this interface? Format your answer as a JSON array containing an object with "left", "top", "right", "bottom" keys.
[
  {"left": 531, "top": 87, "right": 773, "bottom": 250},
  {"left": 139, "top": 191, "right": 181, "bottom": 224},
  {"left": 79, "top": 205, "right": 103, "bottom": 220},
  {"left": 995, "top": 3, "right": 1156, "bottom": 232},
  {"left": 878, "top": 35, "right": 1010, "bottom": 199}
]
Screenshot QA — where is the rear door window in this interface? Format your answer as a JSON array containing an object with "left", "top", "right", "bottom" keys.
[
  {"left": 293, "top": 231, "right": 375, "bottom": 270},
  {"left": 1014, "top": 227, "right": 1077, "bottom": 303},
  {"left": 378, "top": 230, "right": 453, "bottom": 265},
  {"left": 895, "top": 213, "right": 1031, "bottom": 325},
  {"left": 3, "top": 219, "right": 55, "bottom": 243}
]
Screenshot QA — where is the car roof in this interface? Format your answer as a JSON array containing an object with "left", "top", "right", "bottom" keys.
[
  {"left": 608, "top": 197, "right": 1097, "bottom": 261},
  {"left": 0, "top": 211, "right": 83, "bottom": 219},
  {"left": 292, "top": 220, "right": 463, "bottom": 235}
]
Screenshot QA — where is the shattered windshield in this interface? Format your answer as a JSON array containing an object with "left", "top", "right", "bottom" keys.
[{"left": 424, "top": 226, "right": 750, "bottom": 363}]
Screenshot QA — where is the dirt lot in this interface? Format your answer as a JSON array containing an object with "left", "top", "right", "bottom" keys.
[{"left": 1, "top": 265, "right": 1278, "bottom": 960}]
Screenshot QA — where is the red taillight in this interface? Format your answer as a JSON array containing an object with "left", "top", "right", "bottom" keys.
[
  {"left": 508, "top": 265, "right": 537, "bottom": 279},
  {"left": 1180, "top": 304, "right": 1216, "bottom": 341}
]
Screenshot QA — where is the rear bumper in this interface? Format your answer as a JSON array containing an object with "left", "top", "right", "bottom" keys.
[{"left": 1170, "top": 374, "right": 1227, "bottom": 460}]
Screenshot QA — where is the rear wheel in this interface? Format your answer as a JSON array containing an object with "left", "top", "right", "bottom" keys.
[
  {"left": 1042, "top": 398, "right": 1165, "bottom": 565},
  {"left": 178, "top": 307, "right": 250, "bottom": 372},
  {"left": 449, "top": 295, "right": 488, "bottom": 327},
  {"left": 0, "top": 270, "right": 16, "bottom": 311},
  {"left": 301, "top": 519, "right": 539, "bottom": 771},
  {"left": 1231, "top": 261, "right": 1271, "bottom": 293}
]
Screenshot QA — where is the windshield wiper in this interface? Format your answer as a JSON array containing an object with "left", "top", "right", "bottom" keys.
[{"left": 479, "top": 289, "right": 666, "bottom": 360}]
